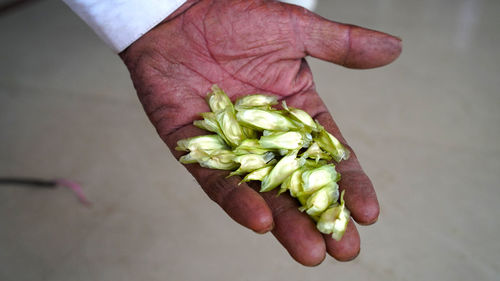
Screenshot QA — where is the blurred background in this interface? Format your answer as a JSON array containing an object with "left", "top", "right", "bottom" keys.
[{"left": 1, "top": 0, "right": 499, "bottom": 280}]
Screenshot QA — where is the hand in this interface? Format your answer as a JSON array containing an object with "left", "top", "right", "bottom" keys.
[{"left": 120, "top": 0, "right": 401, "bottom": 266}]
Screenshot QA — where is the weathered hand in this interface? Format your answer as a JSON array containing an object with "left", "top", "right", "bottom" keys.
[{"left": 120, "top": 0, "right": 401, "bottom": 266}]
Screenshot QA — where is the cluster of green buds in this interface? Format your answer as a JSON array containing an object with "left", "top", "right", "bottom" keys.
[{"left": 176, "top": 85, "right": 351, "bottom": 241}]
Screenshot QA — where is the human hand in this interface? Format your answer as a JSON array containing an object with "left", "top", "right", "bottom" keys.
[{"left": 120, "top": 0, "right": 401, "bottom": 266}]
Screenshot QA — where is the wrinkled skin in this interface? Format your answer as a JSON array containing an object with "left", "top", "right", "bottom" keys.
[{"left": 120, "top": 0, "right": 401, "bottom": 266}]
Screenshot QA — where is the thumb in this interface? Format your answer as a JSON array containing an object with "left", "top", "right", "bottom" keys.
[{"left": 292, "top": 7, "right": 402, "bottom": 69}]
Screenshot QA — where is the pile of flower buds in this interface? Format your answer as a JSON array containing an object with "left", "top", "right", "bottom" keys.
[{"left": 176, "top": 85, "right": 351, "bottom": 240}]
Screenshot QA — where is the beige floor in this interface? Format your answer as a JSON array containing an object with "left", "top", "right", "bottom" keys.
[{"left": 1, "top": 0, "right": 499, "bottom": 280}]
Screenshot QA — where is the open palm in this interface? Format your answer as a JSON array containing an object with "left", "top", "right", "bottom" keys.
[{"left": 120, "top": 0, "right": 401, "bottom": 266}]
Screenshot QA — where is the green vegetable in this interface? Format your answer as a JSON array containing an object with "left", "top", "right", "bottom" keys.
[
  {"left": 176, "top": 135, "right": 227, "bottom": 152},
  {"left": 300, "top": 164, "right": 338, "bottom": 195},
  {"left": 282, "top": 101, "right": 318, "bottom": 132},
  {"left": 207, "top": 85, "right": 234, "bottom": 113},
  {"left": 300, "top": 182, "right": 339, "bottom": 216},
  {"left": 301, "top": 142, "right": 332, "bottom": 162},
  {"left": 317, "top": 190, "right": 350, "bottom": 241},
  {"left": 229, "top": 152, "right": 275, "bottom": 176},
  {"left": 235, "top": 94, "right": 278, "bottom": 110},
  {"left": 240, "top": 166, "right": 273, "bottom": 183},
  {"left": 216, "top": 107, "right": 245, "bottom": 147},
  {"left": 279, "top": 168, "right": 304, "bottom": 196},
  {"left": 259, "top": 131, "right": 306, "bottom": 150},
  {"left": 196, "top": 150, "right": 239, "bottom": 170},
  {"left": 233, "top": 139, "right": 269, "bottom": 155},
  {"left": 261, "top": 149, "right": 304, "bottom": 192},
  {"left": 313, "top": 123, "right": 350, "bottom": 162},
  {"left": 236, "top": 108, "right": 299, "bottom": 131},
  {"left": 176, "top": 85, "right": 352, "bottom": 240}
]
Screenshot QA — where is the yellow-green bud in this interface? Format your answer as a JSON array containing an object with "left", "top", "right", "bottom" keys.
[
  {"left": 216, "top": 108, "right": 245, "bottom": 147},
  {"left": 261, "top": 149, "right": 304, "bottom": 192},
  {"left": 240, "top": 166, "right": 273, "bottom": 183},
  {"left": 176, "top": 135, "right": 228, "bottom": 152},
  {"left": 206, "top": 85, "right": 234, "bottom": 113},
  {"left": 233, "top": 139, "right": 269, "bottom": 155},
  {"left": 279, "top": 168, "right": 304, "bottom": 196},
  {"left": 316, "top": 190, "right": 350, "bottom": 241},
  {"left": 259, "top": 131, "right": 306, "bottom": 150},
  {"left": 301, "top": 142, "right": 332, "bottom": 162},
  {"left": 313, "top": 123, "right": 350, "bottom": 162},
  {"left": 198, "top": 150, "right": 238, "bottom": 170},
  {"left": 236, "top": 108, "right": 298, "bottom": 131},
  {"left": 235, "top": 94, "right": 278, "bottom": 110},
  {"left": 282, "top": 101, "right": 318, "bottom": 131},
  {"left": 195, "top": 113, "right": 226, "bottom": 141},
  {"left": 193, "top": 119, "right": 217, "bottom": 133},
  {"left": 229, "top": 152, "right": 275, "bottom": 176},
  {"left": 179, "top": 150, "right": 208, "bottom": 164},
  {"left": 301, "top": 164, "right": 338, "bottom": 195},
  {"left": 301, "top": 182, "right": 339, "bottom": 216}
]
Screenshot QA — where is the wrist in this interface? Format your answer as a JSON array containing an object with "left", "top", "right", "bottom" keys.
[{"left": 161, "top": 0, "right": 201, "bottom": 24}]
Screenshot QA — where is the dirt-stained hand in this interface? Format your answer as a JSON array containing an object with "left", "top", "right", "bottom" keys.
[{"left": 120, "top": 0, "right": 401, "bottom": 266}]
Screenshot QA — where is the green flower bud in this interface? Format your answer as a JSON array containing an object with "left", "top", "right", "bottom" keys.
[
  {"left": 235, "top": 94, "right": 278, "bottom": 110},
  {"left": 279, "top": 168, "right": 304, "bottom": 196},
  {"left": 259, "top": 131, "right": 305, "bottom": 150},
  {"left": 233, "top": 139, "right": 269, "bottom": 155},
  {"left": 179, "top": 149, "right": 237, "bottom": 170},
  {"left": 206, "top": 85, "right": 234, "bottom": 113},
  {"left": 179, "top": 150, "right": 209, "bottom": 164},
  {"left": 200, "top": 112, "right": 217, "bottom": 122},
  {"left": 236, "top": 108, "right": 299, "bottom": 131},
  {"left": 301, "top": 142, "right": 332, "bottom": 162},
  {"left": 193, "top": 112, "right": 234, "bottom": 144},
  {"left": 261, "top": 149, "right": 304, "bottom": 192},
  {"left": 300, "top": 182, "right": 339, "bottom": 216},
  {"left": 198, "top": 150, "right": 238, "bottom": 170},
  {"left": 240, "top": 166, "right": 273, "bottom": 183},
  {"left": 176, "top": 135, "right": 228, "bottom": 152},
  {"left": 301, "top": 164, "right": 338, "bottom": 195},
  {"left": 313, "top": 123, "right": 350, "bottom": 162},
  {"left": 282, "top": 101, "right": 318, "bottom": 131},
  {"left": 193, "top": 119, "right": 217, "bottom": 133},
  {"left": 229, "top": 152, "right": 275, "bottom": 176},
  {"left": 316, "top": 190, "right": 350, "bottom": 241},
  {"left": 216, "top": 107, "right": 245, "bottom": 147},
  {"left": 195, "top": 112, "right": 222, "bottom": 134}
]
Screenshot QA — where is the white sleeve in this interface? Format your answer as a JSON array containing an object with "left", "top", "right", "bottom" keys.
[{"left": 63, "top": 0, "right": 187, "bottom": 53}]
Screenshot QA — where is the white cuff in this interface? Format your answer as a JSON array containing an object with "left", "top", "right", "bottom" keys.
[
  {"left": 63, "top": 0, "right": 187, "bottom": 53},
  {"left": 280, "top": 0, "right": 317, "bottom": 11}
]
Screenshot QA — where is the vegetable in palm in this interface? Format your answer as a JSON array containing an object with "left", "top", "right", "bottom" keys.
[{"left": 177, "top": 85, "right": 351, "bottom": 241}]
